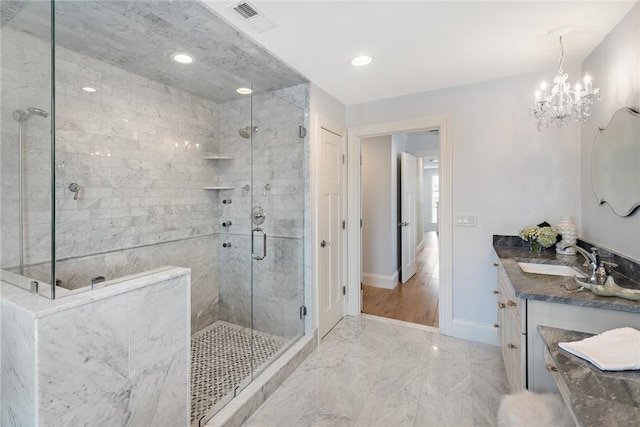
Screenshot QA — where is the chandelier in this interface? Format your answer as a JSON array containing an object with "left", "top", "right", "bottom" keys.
[{"left": 531, "top": 36, "right": 600, "bottom": 131}]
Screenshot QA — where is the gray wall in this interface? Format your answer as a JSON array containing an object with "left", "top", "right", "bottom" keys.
[
  {"left": 361, "top": 135, "right": 395, "bottom": 279},
  {"left": 580, "top": 2, "right": 640, "bottom": 261}
]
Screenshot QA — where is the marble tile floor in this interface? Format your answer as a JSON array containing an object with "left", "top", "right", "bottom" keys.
[{"left": 243, "top": 315, "right": 508, "bottom": 427}]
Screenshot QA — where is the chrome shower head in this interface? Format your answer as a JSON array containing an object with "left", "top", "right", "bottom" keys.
[
  {"left": 239, "top": 126, "right": 257, "bottom": 139},
  {"left": 12, "top": 107, "right": 48, "bottom": 122},
  {"left": 26, "top": 107, "right": 48, "bottom": 118}
]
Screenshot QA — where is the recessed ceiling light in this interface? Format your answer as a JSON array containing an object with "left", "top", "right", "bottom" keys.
[
  {"left": 351, "top": 55, "right": 373, "bottom": 67},
  {"left": 171, "top": 52, "right": 195, "bottom": 64},
  {"left": 82, "top": 86, "right": 96, "bottom": 93},
  {"left": 236, "top": 87, "right": 252, "bottom": 94}
]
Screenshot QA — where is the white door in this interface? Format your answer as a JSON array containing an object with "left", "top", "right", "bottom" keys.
[
  {"left": 400, "top": 152, "right": 418, "bottom": 283},
  {"left": 319, "top": 127, "right": 345, "bottom": 338}
]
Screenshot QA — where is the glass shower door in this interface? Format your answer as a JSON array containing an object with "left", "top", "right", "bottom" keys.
[
  {"left": 0, "top": 0, "right": 54, "bottom": 296},
  {"left": 250, "top": 84, "right": 307, "bottom": 379}
]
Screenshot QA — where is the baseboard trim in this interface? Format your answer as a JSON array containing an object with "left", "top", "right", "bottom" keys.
[
  {"left": 450, "top": 319, "right": 499, "bottom": 346},
  {"left": 362, "top": 271, "right": 398, "bottom": 289}
]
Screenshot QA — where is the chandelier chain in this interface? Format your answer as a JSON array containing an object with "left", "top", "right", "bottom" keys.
[{"left": 558, "top": 36, "right": 564, "bottom": 71}]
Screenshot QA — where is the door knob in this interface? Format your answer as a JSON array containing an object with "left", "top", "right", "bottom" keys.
[{"left": 321, "top": 240, "right": 329, "bottom": 248}]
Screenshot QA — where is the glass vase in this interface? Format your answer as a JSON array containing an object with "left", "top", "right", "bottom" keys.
[{"left": 529, "top": 240, "right": 542, "bottom": 252}]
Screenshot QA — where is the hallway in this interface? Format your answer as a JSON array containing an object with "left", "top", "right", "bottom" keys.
[{"left": 362, "top": 231, "right": 439, "bottom": 327}]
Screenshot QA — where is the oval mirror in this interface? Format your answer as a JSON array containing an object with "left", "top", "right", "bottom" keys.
[{"left": 592, "top": 107, "right": 640, "bottom": 216}]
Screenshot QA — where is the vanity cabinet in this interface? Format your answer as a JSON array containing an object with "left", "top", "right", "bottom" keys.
[
  {"left": 494, "top": 255, "right": 640, "bottom": 393},
  {"left": 526, "top": 298, "right": 640, "bottom": 391},
  {"left": 495, "top": 262, "right": 526, "bottom": 392}
]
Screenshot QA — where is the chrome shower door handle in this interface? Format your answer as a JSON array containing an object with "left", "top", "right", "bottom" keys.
[{"left": 252, "top": 227, "right": 266, "bottom": 260}]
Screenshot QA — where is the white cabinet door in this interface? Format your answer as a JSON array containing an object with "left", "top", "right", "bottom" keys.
[
  {"left": 527, "top": 299, "right": 640, "bottom": 392},
  {"left": 496, "top": 263, "right": 525, "bottom": 392}
]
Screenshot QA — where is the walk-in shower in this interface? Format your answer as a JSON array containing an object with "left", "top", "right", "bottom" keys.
[{"left": 1, "top": 0, "right": 309, "bottom": 425}]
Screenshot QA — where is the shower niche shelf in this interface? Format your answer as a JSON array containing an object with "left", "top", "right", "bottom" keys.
[
  {"left": 204, "top": 186, "right": 234, "bottom": 190},
  {"left": 203, "top": 156, "right": 234, "bottom": 160}
]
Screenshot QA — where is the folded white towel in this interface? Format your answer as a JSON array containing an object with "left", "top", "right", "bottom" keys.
[{"left": 559, "top": 327, "right": 640, "bottom": 371}]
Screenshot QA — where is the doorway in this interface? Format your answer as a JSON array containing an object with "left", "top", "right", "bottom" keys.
[
  {"left": 362, "top": 231, "right": 439, "bottom": 326},
  {"left": 345, "top": 115, "right": 452, "bottom": 335},
  {"left": 360, "top": 130, "right": 440, "bottom": 327}
]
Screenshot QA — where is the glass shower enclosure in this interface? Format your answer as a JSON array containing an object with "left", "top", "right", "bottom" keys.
[{"left": 0, "top": 1, "right": 308, "bottom": 423}]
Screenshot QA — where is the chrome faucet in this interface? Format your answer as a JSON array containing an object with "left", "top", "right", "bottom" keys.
[
  {"left": 574, "top": 246, "right": 600, "bottom": 283},
  {"left": 574, "top": 246, "right": 618, "bottom": 285}
]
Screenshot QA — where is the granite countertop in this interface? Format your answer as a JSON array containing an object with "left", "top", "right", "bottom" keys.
[
  {"left": 538, "top": 325, "right": 640, "bottom": 427},
  {"left": 494, "top": 244, "right": 640, "bottom": 314}
]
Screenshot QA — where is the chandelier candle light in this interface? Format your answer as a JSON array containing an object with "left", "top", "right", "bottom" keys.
[{"left": 531, "top": 31, "right": 601, "bottom": 131}]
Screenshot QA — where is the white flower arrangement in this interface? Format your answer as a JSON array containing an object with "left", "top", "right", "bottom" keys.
[
  {"left": 537, "top": 226, "right": 558, "bottom": 247},
  {"left": 519, "top": 224, "right": 558, "bottom": 248}
]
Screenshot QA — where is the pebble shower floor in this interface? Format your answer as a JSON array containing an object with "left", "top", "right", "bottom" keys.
[{"left": 190, "top": 321, "right": 286, "bottom": 424}]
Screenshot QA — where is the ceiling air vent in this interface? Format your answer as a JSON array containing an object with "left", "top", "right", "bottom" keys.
[
  {"left": 233, "top": 2, "right": 258, "bottom": 19},
  {"left": 229, "top": 1, "right": 278, "bottom": 33}
]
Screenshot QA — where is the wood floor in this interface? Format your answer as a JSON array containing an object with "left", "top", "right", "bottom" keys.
[{"left": 362, "top": 231, "right": 439, "bottom": 327}]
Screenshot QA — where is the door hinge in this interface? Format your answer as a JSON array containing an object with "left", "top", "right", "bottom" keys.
[
  {"left": 342, "top": 286, "right": 346, "bottom": 295},
  {"left": 342, "top": 154, "right": 345, "bottom": 164},
  {"left": 299, "top": 305, "right": 307, "bottom": 319},
  {"left": 342, "top": 220, "right": 346, "bottom": 230},
  {"left": 360, "top": 219, "right": 363, "bottom": 228}
]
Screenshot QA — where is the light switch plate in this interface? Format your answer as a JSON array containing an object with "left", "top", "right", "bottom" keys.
[{"left": 456, "top": 213, "right": 477, "bottom": 227}]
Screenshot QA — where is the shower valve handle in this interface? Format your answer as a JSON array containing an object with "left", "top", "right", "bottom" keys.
[{"left": 68, "top": 182, "right": 80, "bottom": 200}]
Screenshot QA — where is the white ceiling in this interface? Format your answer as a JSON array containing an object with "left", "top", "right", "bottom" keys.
[{"left": 204, "top": 0, "right": 637, "bottom": 106}]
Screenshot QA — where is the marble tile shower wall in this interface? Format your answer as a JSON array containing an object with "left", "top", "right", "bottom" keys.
[
  {"left": 216, "top": 84, "right": 308, "bottom": 338},
  {"left": 0, "top": 26, "right": 53, "bottom": 270},
  {"left": 53, "top": 47, "right": 220, "bottom": 259},
  {"left": 24, "top": 235, "right": 219, "bottom": 333},
  {"left": 0, "top": 268, "right": 191, "bottom": 426}
]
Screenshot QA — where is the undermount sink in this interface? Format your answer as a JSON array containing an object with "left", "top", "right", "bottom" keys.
[{"left": 517, "top": 262, "right": 587, "bottom": 278}]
